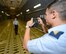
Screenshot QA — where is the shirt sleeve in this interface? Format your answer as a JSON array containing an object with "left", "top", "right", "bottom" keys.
[{"left": 27, "top": 34, "right": 60, "bottom": 54}]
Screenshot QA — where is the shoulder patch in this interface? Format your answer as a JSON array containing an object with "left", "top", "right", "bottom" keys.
[{"left": 49, "top": 31, "right": 64, "bottom": 39}]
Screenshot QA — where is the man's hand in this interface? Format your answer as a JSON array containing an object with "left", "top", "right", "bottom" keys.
[
  {"left": 26, "top": 18, "right": 35, "bottom": 28},
  {"left": 23, "top": 18, "right": 35, "bottom": 50},
  {"left": 37, "top": 17, "right": 44, "bottom": 25},
  {"left": 37, "top": 17, "right": 48, "bottom": 33}
]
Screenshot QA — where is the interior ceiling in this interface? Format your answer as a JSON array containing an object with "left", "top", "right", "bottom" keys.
[
  {"left": 21, "top": 0, "right": 54, "bottom": 14},
  {"left": 0, "top": 0, "right": 54, "bottom": 16},
  {"left": 0, "top": 0, "right": 27, "bottom": 15},
  {"left": 0, "top": 0, "right": 27, "bottom": 9}
]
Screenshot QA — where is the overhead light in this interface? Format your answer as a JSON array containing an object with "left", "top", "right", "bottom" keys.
[
  {"left": 7, "top": 14, "right": 10, "bottom": 16},
  {"left": 34, "top": 3, "right": 41, "bottom": 8},
  {"left": 20, "top": 12, "right": 22, "bottom": 14},
  {"left": 26, "top": 9, "right": 30, "bottom": 12},
  {"left": 16, "top": 14, "right": 20, "bottom": 16},
  {"left": 5, "top": 13, "right": 10, "bottom": 16},
  {"left": 1, "top": 11, "right": 4, "bottom": 13}
]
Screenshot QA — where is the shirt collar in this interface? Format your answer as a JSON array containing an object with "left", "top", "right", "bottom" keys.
[{"left": 48, "top": 24, "right": 66, "bottom": 33}]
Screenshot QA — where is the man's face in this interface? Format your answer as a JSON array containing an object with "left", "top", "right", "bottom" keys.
[{"left": 45, "top": 8, "right": 53, "bottom": 26}]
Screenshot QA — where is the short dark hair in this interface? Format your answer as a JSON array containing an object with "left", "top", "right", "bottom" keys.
[{"left": 47, "top": 0, "right": 66, "bottom": 21}]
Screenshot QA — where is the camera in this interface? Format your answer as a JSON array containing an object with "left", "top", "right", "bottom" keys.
[
  {"left": 31, "top": 18, "right": 39, "bottom": 27},
  {"left": 31, "top": 15, "right": 45, "bottom": 27}
]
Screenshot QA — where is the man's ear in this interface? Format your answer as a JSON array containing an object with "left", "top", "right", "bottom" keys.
[{"left": 51, "top": 10, "right": 57, "bottom": 19}]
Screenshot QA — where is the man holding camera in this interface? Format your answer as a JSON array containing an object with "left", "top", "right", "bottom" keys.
[{"left": 23, "top": 0, "right": 66, "bottom": 54}]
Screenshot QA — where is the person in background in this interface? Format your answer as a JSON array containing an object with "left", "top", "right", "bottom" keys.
[
  {"left": 23, "top": 0, "right": 66, "bottom": 54},
  {"left": 13, "top": 18, "right": 18, "bottom": 35}
]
